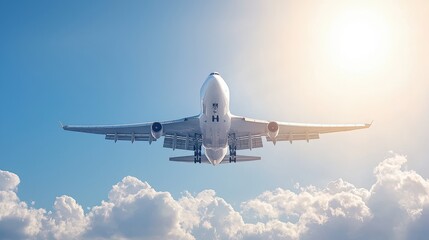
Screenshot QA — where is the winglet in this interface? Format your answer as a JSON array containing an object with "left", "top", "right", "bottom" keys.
[
  {"left": 365, "top": 120, "right": 373, "bottom": 128},
  {"left": 59, "top": 121, "right": 66, "bottom": 129}
]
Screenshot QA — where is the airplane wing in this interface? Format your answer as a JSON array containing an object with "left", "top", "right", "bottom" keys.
[
  {"left": 230, "top": 116, "right": 371, "bottom": 147},
  {"left": 62, "top": 115, "right": 202, "bottom": 150}
]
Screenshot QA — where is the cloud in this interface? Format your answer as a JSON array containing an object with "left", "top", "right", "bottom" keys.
[
  {"left": 48, "top": 195, "right": 87, "bottom": 239},
  {"left": 240, "top": 178, "right": 372, "bottom": 239},
  {"left": 179, "top": 189, "right": 246, "bottom": 239},
  {"left": 85, "top": 176, "right": 191, "bottom": 240},
  {"left": 0, "top": 170, "right": 46, "bottom": 239},
  {"left": 0, "top": 170, "right": 20, "bottom": 191},
  {"left": 0, "top": 154, "right": 428, "bottom": 239}
]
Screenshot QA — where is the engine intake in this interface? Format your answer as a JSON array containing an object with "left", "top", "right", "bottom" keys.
[
  {"left": 267, "top": 121, "right": 279, "bottom": 141},
  {"left": 151, "top": 122, "right": 163, "bottom": 139}
]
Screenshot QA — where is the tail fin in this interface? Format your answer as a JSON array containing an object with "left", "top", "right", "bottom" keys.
[{"left": 169, "top": 155, "right": 261, "bottom": 165}]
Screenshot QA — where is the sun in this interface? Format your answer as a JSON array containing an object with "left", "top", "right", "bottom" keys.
[{"left": 327, "top": 9, "right": 389, "bottom": 73}]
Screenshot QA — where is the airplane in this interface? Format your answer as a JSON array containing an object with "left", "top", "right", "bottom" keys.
[{"left": 63, "top": 72, "right": 371, "bottom": 165}]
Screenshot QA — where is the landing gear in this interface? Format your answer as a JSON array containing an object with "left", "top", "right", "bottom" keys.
[
  {"left": 194, "top": 144, "right": 202, "bottom": 163},
  {"left": 228, "top": 133, "right": 237, "bottom": 163},
  {"left": 193, "top": 134, "right": 202, "bottom": 164},
  {"left": 229, "top": 145, "right": 237, "bottom": 163}
]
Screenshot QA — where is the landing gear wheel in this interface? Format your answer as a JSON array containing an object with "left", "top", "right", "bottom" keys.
[
  {"left": 229, "top": 145, "right": 237, "bottom": 163},
  {"left": 194, "top": 144, "right": 202, "bottom": 163}
]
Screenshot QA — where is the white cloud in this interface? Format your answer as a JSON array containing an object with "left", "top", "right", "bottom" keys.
[
  {"left": 179, "top": 189, "right": 245, "bottom": 239},
  {"left": 0, "top": 170, "right": 46, "bottom": 239},
  {"left": 48, "top": 195, "right": 87, "bottom": 239},
  {"left": 85, "top": 176, "right": 192, "bottom": 240},
  {"left": 0, "top": 170, "right": 20, "bottom": 191},
  {"left": 240, "top": 178, "right": 372, "bottom": 239},
  {"left": 0, "top": 154, "right": 428, "bottom": 239}
]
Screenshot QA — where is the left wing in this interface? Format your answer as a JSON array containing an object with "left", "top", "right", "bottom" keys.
[
  {"left": 230, "top": 115, "right": 371, "bottom": 146},
  {"left": 63, "top": 115, "right": 201, "bottom": 150}
]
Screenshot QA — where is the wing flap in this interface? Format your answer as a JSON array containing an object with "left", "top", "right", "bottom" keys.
[
  {"left": 229, "top": 135, "right": 263, "bottom": 150},
  {"left": 163, "top": 134, "right": 201, "bottom": 151},
  {"left": 266, "top": 133, "right": 320, "bottom": 142},
  {"left": 105, "top": 133, "right": 155, "bottom": 142}
]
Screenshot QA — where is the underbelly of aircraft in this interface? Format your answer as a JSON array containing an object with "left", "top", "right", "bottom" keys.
[
  {"left": 205, "top": 147, "right": 228, "bottom": 164},
  {"left": 201, "top": 116, "right": 230, "bottom": 163}
]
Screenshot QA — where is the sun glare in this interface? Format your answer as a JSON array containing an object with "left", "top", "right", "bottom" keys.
[{"left": 327, "top": 9, "right": 389, "bottom": 73}]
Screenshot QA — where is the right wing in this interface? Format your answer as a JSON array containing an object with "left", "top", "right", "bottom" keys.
[
  {"left": 230, "top": 115, "right": 371, "bottom": 146},
  {"left": 270, "top": 121, "right": 371, "bottom": 142},
  {"left": 63, "top": 115, "right": 202, "bottom": 150}
]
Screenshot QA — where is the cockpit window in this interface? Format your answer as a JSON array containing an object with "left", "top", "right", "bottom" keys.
[{"left": 209, "top": 72, "right": 220, "bottom": 76}]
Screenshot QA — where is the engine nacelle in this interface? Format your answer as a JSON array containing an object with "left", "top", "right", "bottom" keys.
[
  {"left": 151, "top": 122, "right": 163, "bottom": 139},
  {"left": 267, "top": 121, "right": 279, "bottom": 141}
]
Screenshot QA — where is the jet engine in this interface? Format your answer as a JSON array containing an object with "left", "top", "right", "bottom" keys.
[
  {"left": 267, "top": 121, "right": 279, "bottom": 141},
  {"left": 151, "top": 122, "right": 163, "bottom": 139}
]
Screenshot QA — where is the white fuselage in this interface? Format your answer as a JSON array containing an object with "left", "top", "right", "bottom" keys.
[{"left": 199, "top": 73, "right": 231, "bottom": 164}]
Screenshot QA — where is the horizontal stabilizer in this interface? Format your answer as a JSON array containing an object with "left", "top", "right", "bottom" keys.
[{"left": 170, "top": 155, "right": 261, "bottom": 164}]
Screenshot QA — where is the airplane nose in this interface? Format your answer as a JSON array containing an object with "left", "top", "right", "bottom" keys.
[
  {"left": 200, "top": 72, "right": 228, "bottom": 99},
  {"left": 209, "top": 72, "right": 221, "bottom": 77},
  {"left": 206, "top": 73, "right": 223, "bottom": 88}
]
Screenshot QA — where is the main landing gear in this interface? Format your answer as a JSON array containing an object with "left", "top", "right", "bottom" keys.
[
  {"left": 194, "top": 144, "right": 202, "bottom": 163},
  {"left": 229, "top": 145, "right": 237, "bottom": 163}
]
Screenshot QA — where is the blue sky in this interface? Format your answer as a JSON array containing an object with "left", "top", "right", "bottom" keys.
[
  {"left": 1, "top": 1, "right": 429, "bottom": 239},
  {"left": 1, "top": 0, "right": 298, "bottom": 209}
]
